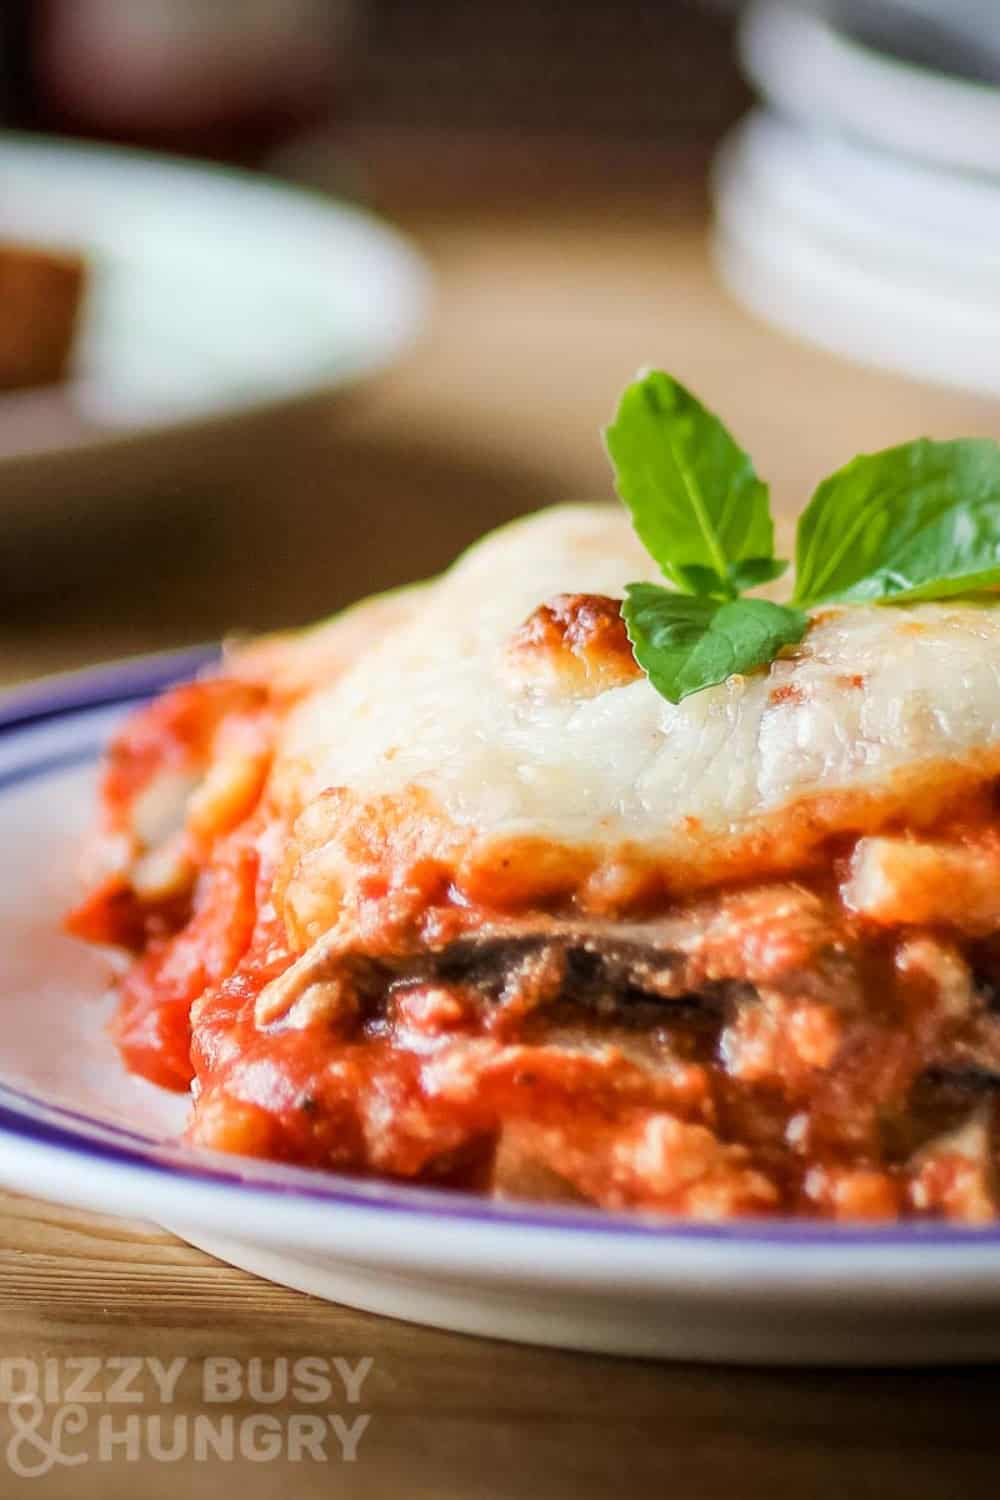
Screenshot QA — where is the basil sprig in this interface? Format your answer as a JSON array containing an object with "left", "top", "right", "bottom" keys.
[
  {"left": 622, "top": 587, "right": 808, "bottom": 705},
  {"left": 605, "top": 371, "right": 1000, "bottom": 704},
  {"left": 793, "top": 438, "right": 1000, "bottom": 606},
  {"left": 605, "top": 369, "right": 778, "bottom": 601}
]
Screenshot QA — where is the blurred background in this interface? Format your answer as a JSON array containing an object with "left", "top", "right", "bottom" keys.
[{"left": 2, "top": 0, "right": 999, "bottom": 686}]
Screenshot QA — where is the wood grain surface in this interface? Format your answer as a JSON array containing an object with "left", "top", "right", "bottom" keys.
[
  {"left": 2, "top": 140, "right": 1000, "bottom": 1497},
  {"left": 2, "top": 1190, "right": 1000, "bottom": 1499}
]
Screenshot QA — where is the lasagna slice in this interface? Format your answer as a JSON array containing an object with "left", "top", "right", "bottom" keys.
[{"left": 69, "top": 505, "right": 1000, "bottom": 1221}]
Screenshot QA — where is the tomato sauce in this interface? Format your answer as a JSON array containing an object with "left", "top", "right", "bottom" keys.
[{"left": 66, "top": 677, "right": 1000, "bottom": 1222}]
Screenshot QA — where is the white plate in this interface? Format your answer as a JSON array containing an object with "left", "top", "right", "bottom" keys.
[
  {"left": 742, "top": 0, "right": 1000, "bottom": 177},
  {"left": 5, "top": 653, "right": 1000, "bottom": 1364},
  {"left": 0, "top": 133, "right": 428, "bottom": 494},
  {"left": 712, "top": 112, "right": 1000, "bottom": 396},
  {"left": 719, "top": 111, "right": 1000, "bottom": 296}
]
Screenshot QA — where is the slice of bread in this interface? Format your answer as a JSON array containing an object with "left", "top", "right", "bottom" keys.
[{"left": 0, "top": 243, "right": 86, "bottom": 391}]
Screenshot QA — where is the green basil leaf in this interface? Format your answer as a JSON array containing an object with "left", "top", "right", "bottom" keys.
[
  {"left": 793, "top": 438, "right": 1000, "bottom": 606},
  {"left": 672, "top": 563, "right": 736, "bottom": 599},
  {"left": 726, "top": 556, "right": 790, "bottom": 593},
  {"left": 622, "top": 584, "right": 808, "bottom": 704},
  {"left": 605, "top": 370, "right": 775, "bottom": 596},
  {"left": 673, "top": 558, "right": 788, "bottom": 597}
]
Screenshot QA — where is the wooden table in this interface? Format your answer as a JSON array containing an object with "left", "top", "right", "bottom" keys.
[{"left": 3, "top": 146, "right": 1000, "bottom": 1496}]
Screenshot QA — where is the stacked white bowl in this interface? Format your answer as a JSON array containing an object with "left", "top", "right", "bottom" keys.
[{"left": 712, "top": 0, "right": 1000, "bottom": 394}]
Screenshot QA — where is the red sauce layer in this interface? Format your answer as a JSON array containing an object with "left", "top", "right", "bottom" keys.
[{"left": 67, "top": 675, "right": 1000, "bottom": 1223}]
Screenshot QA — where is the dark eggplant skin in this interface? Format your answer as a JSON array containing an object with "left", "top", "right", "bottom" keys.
[{"left": 259, "top": 904, "right": 1000, "bottom": 1103}]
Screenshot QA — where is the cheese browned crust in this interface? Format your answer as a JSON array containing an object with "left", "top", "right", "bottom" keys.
[{"left": 270, "top": 505, "right": 1000, "bottom": 948}]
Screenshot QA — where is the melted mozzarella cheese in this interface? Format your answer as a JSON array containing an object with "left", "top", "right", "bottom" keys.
[{"left": 271, "top": 504, "right": 1000, "bottom": 861}]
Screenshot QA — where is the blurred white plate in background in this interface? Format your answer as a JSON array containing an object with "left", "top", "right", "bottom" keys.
[
  {"left": 721, "top": 111, "right": 1000, "bottom": 296},
  {"left": 713, "top": 111, "right": 1000, "bottom": 397},
  {"left": 0, "top": 132, "right": 428, "bottom": 467},
  {"left": 742, "top": 0, "right": 1000, "bottom": 177}
]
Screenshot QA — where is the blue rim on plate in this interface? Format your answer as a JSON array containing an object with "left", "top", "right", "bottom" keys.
[{"left": 4, "top": 648, "right": 1000, "bottom": 1250}]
